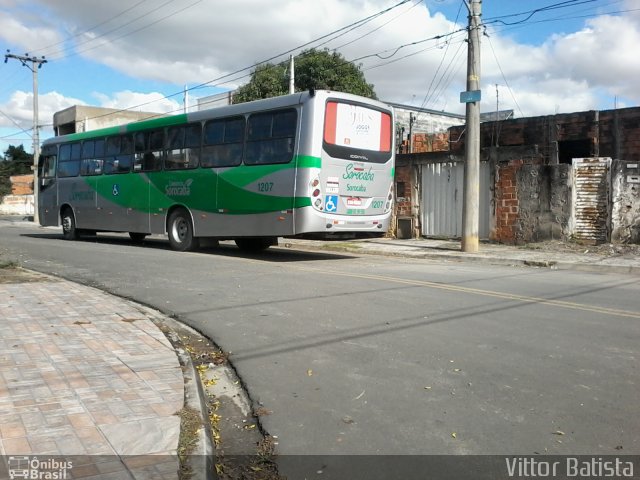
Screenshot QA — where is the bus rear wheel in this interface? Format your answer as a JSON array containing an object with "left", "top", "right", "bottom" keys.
[
  {"left": 168, "top": 209, "right": 199, "bottom": 252},
  {"left": 61, "top": 208, "right": 78, "bottom": 240},
  {"left": 235, "top": 237, "right": 275, "bottom": 252}
]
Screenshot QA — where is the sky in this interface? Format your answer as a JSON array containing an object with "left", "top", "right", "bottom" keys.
[{"left": 1, "top": 0, "right": 639, "bottom": 156}]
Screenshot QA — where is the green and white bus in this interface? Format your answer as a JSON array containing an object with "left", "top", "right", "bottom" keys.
[{"left": 38, "top": 90, "right": 395, "bottom": 251}]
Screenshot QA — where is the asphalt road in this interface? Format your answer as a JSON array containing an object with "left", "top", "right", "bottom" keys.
[{"left": 1, "top": 221, "right": 638, "bottom": 463}]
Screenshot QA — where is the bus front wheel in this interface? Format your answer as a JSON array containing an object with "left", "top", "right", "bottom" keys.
[
  {"left": 61, "top": 208, "right": 78, "bottom": 240},
  {"left": 167, "top": 209, "right": 199, "bottom": 252}
]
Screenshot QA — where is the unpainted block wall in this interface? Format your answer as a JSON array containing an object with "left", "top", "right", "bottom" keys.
[
  {"left": 611, "top": 159, "right": 640, "bottom": 243},
  {"left": 493, "top": 160, "right": 572, "bottom": 244}
]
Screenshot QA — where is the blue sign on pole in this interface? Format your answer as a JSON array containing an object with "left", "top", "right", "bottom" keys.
[{"left": 460, "top": 90, "right": 481, "bottom": 103}]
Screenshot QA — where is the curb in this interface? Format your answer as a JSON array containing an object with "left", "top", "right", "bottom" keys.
[
  {"left": 141, "top": 310, "right": 217, "bottom": 480},
  {"left": 282, "top": 240, "right": 640, "bottom": 275}
]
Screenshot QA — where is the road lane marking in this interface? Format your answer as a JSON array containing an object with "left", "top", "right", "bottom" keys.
[{"left": 294, "top": 266, "right": 640, "bottom": 320}]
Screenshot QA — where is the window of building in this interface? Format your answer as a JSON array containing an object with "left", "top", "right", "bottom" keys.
[{"left": 558, "top": 139, "right": 592, "bottom": 164}]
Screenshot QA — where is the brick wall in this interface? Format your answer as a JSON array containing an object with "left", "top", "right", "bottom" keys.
[
  {"left": 394, "top": 162, "right": 413, "bottom": 218},
  {"left": 412, "top": 133, "right": 449, "bottom": 153},
  {"left": 449, "top": 107, "right": 640, "bottom": 163},
  {"left": 10, "top": 175, "right": 34, "bottom": 195},
  {"left": 494, "top": 161, "right": 519, "bottom": 243}
]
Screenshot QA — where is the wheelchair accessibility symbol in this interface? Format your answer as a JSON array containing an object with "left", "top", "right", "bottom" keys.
[
  {"left": 112, "top": 184, "right": 120, "bottom": 196},
  {"left": 325, "top": 195, "right": 338, "bottom": 213}
]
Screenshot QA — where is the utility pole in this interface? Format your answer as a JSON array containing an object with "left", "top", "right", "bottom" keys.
[
  {"left": 183, "top": 84, "right": 189, "bottom": 114},
  {"left": 408, "top": 113, "right": 415, "bottom": 153},
  {"left": 5, "top": 51, "right": 47, "bottom": 224},
  {"left": 289, "top": 55, "right": 295, "bottom": 94},
  {"left": 461, "top": 0, "right": 481, "bottom": 253}
]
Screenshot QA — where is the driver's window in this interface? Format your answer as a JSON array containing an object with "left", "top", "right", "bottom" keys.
[{"left": 41, "top": 155, "right": 57, "bottom": 178}]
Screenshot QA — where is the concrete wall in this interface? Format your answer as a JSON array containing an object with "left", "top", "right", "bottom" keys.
[
  {"left": 611, "top": 159, "right": 640, "bottom": 243},
  {"left": 0, "top": 195, "right": 34, "bottom": 215},
  {"left": 494, "top": 160, "right": 572, "bottom": 244},
  {"left": 54, "top": 106, "right": 162, "bottom": 136},
  {"left": 0, "top": 174, "right": 34, "bottom": 215}
]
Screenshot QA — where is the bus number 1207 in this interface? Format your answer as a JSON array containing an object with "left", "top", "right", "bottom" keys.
[{"left": 258, "top": 182, "right": 274, "bottom": 192}]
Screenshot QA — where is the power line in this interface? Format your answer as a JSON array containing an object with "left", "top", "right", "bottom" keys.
[
  {"left": 332, "top": 0, "right": 426, "bottom": 51},
  {"left": 483, "top": 0, "right": 600, "bottom": 26},
  {"left": 31, "top": 0, "right": 151, "bottom": 58},
  {"left": 414, "top": 0, "right": 466, "bottom": 115},
  {"left": 485, "top": 33, "right": 524, "bottom": 119},
  {"left": 27, "top": 0, "right": 418, "bottom": 129},
  {"left": 44, "top": 0, "right": 203, "bottom": 60},
  {"left": 2, "top": 0, "right": 635, "bottom": 138}
]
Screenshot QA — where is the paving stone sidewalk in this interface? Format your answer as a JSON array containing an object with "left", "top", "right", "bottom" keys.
[{"left": 0, "top": 269, "right": 184, "bottom": 479}]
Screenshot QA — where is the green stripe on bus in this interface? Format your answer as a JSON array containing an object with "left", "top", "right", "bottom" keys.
[
  {"left": 124, "top": 114, "right": 189, "bottom": 132},
  {"left": 90, "top": 168, "right": 312, "bottom": 214},
  {"left": 63, "top": 126, "right": 123, "bottom": 142},
  {"left": 296, "top": 155, "right": 322, "bottom": 168}
]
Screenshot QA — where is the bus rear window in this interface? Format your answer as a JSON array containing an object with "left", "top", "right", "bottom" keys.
[{"left": 324, "top": 101, "right": 391, "bottom": 153}]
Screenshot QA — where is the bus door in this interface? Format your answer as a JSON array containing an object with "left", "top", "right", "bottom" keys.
[{"left": 38, "top": 146, "right": 59, "bottom": 227}]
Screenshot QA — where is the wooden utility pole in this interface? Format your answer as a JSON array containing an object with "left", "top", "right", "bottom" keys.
[
  {"left": 4, "top": 51, "right": 47, "bottom": 223},
  {"left": 461, "top": 0, "right": 481, "bottom": 252}
]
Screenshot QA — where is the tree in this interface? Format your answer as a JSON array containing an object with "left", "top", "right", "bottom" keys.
[
  {"left": 0, "top": 145, "right": 33, "bottom": 198},
  {"left": 233, "top": 49, "right": 377, "bottom": 104}
]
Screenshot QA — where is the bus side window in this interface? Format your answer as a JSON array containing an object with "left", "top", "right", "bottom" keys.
[
  {"left": 166, "top": 124, "right": 200, "bottom": 170},
  {"left": 245, "top": 109, "right": 296, "bottom": 165},
  {"left": 57, "top": 143, "right": 81, "bottom": 177},
  {"left": 148, "top": 130, "right": 164, "bottom": 171},
  {"left": 202, "top": 117, "right": 244, "bottom": 168},
  {"left": 80, "top": 139, "right": 104, "bottom": 175},
  {"left": 133, "top": 132, "right": 146, "bottom": 172},
  {"left": 134, "top": 131, "right": 163, "bottom": 172},
  {"left": 104, "top": 135, "right": 132, "bottom": 174}
]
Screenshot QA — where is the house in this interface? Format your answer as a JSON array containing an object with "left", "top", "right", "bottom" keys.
[{"left": 394, "top": 107, "right": 640, "bottom": 245}]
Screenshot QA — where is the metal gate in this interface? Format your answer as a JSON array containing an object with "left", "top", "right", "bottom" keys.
[
  {"left": 421, "top": 161, "right": 490, "bottom": 238},
  {"left": 571, "top": 157, "right": 611, "bottom": 243}
]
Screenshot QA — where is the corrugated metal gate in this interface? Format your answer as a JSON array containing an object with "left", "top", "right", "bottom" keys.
[
  {"left": 571, "top": 157, "right": 611, "bottom": 243},
  {"left": 421, "top": 161, "right": 491, "bottom": 238}
]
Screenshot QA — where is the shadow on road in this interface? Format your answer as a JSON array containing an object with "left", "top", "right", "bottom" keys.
[{"left": 19, "top": 232, "right": 354, "bottom": 263}]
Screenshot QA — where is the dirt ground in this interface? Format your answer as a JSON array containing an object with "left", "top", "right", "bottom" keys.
[{"left": 521, "top": 240, "right": 640, "bottom": 257}]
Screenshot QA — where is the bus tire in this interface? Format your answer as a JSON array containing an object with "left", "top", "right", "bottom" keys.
[
  {"left": 167, "top": 209, "right": 199, "bottom": 252},
  {"left": 235, "top": 237, "right": 274, "bottom": 252},
  {"left": 61, "top": 208, "right": 78, "bottom": 240},
  {"left": 129, "top": 232, "right": 148, "bottom": 243}
]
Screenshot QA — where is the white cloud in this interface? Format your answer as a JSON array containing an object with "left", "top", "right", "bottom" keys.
[
  {"left": 1, "top": 0, "right": 639, "bottom": 141},
  {"left": 92, "top": 90, "right": 181, "bottom": 114},
  {"left": 0, "top": 7, "right": 62, "bottom": 56}
]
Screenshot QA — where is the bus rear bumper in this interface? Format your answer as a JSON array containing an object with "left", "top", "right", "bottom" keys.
[{"left": 293, "top": 208, "right": 390, "bottom": 239}]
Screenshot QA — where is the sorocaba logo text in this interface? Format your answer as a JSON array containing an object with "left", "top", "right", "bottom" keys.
[{"left": 342, "top": 163, "right": 374, "bottom": 181}]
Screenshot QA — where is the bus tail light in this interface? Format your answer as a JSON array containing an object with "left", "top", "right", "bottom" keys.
[
  {"left": 384, "top": 183, "right": 394, "bottom": 213},
  {"left": 311, "top": 175, "right": 323, "bottom": 210}
]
